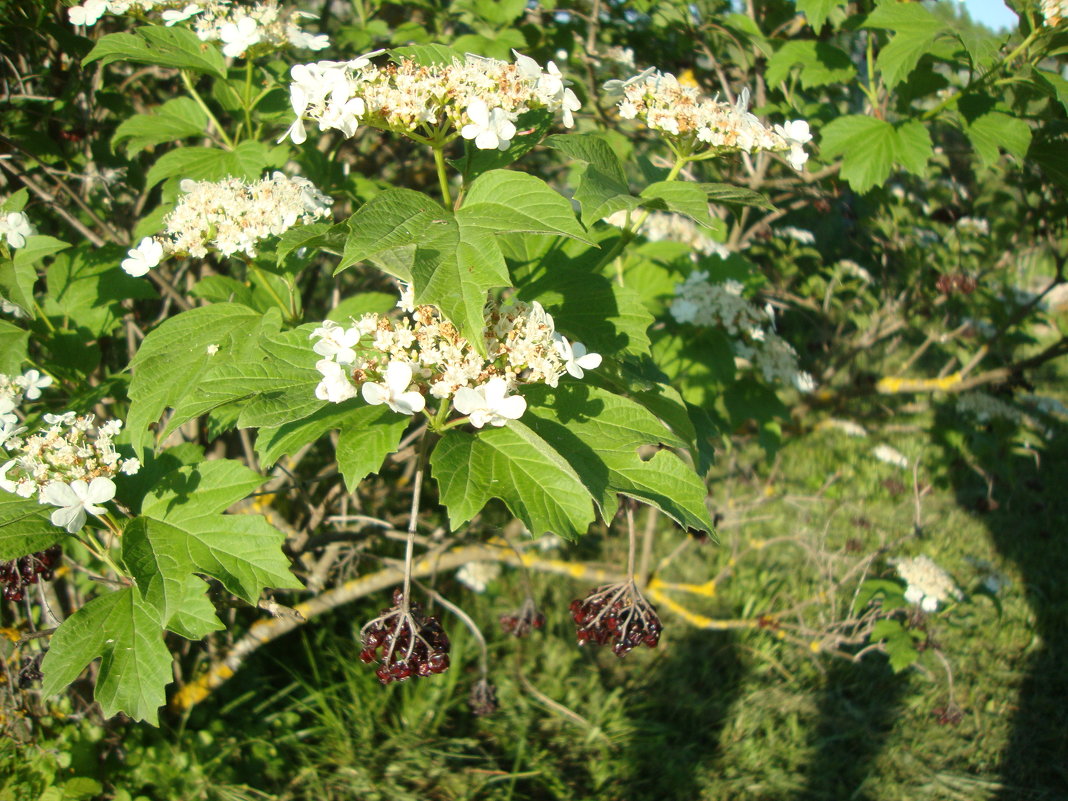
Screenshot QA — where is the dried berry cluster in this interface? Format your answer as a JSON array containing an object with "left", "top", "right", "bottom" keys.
[
  {"left": 570, "top": 582, "right": 662, "bottom": 657},
  {"left": 1, "top": 545, "right": 61, "bottom": 602},
  {"left": 936, "top": 273, "right": 977, "bottom": 295},
  {"left": 359, "top": 589, "right": 450, "bottom": 685},
  {"left": 499, "top": 598, "right": 545, "bottom": 638},
  {"left": 468, "top": 678, "right": 498, "bottom": 717}
]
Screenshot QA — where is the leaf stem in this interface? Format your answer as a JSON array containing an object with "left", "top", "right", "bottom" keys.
[
  {"left": 181, "top": 71, "right": 234, "bottom": 150},
  {"left": 432, "top": 145, "right": 454, "bottom": 209},
  {"left": 248, "top": 261, "right": 292, "bottom": 320}
]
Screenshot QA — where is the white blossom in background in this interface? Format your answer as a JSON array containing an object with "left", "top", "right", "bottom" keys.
[
  {"left": 40, "top": 477, "right": 116, "bottom": 534},
  {"left": 455, "top": 561, "right": 501, "bottom": 593},
  {"left": 281, "top": 49, "right": 581, "bottom": 149},
  {"left": 894, "top": 555, "right": 962, "bottom": 612},
  {"left": 604, "top": 210, "right": 730, "bottom": 260},
  {"left": 1021, "top": 394, "right": 1068, "bottom": 419},
  {"left": 818, "top": 418, "right": 868, "bottom": 438},
  {"left": 1, "top": 297, "right": 25, "bottom": 318},
  {"left": 0, "top": 403, "right": 139, "bottom": 505},
  {"left": 604, "top": 70, "right": 810, "bottom": 169},
  {"left": 0, "top": 211, "right": 35, "bottom": 249},
  {"left": 778, "top": 226, "right": 816, "bottom": 245},
  {"left": 310, "top": 292, "right": 600, "bottom": 428},
  {"left": 67, "top": 0, "right": 332, "bottom": 56},
  {"left": 669, "top": 272, "right": 814, "bottom": 392},
  {"left": 125, "top": 172, "right": 332, "bottom": 274},
  {"left": 836, "top": 259, "right": 874, "bottom": 284},
  {"left": 1041, "top": 0, "right": 1068, "bottom": 26},
  {"left": 872, "top": 444, "right": 908, "bottom": 469},
  {"left": 955, "top": 392, "right": 1024, "bottom": 425},
  {"left": 955, "top": 217, "right": 990, "bottom": 237}
]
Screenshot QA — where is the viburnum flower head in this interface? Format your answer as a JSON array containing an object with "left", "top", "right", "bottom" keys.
[
  {"left": 452, "top": 377, "right": 526, "bottom": 428},
  {"left": 281, "top": 49, "right": 581, "bottom": 150},
  {"left": 895, "top": 555, "right": 961, "bottom": 612},
  {"left": 362, "top": 361, "right": 426, "bottom": 415},
  {"left": 40, "top": 477, "right": 115, "bottom": 534},
  {"left": 606, "top": 69, "right": 810, "bottom": 168}
]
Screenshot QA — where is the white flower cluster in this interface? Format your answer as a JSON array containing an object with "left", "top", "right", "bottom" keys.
[
  {"left": 1, "top": 371, "right": 52, "bottom": 446},
  {"left": 311, "top": 293, "right": 601, "bottom": 428},
  {"left": 604, "top": 210, "right": 729, "bottom": 260},
  {"left": 122, "top": 172, "right": 332, "bottom": 276},
  {"left": 955, "top": 392, "right": 1024, "bottom": 425},
  {"left": 836, "top": 259, "right": 874, "bottom": 284},
  {"left": 872, "top": 443, "right": 908, "bottom": 469},
  {"left": 1, "top": 410, "right": 140, "bottom": 532},
  {"left": 670, "top": 272, "right": 814, "bottom": 392},
  {"left": 955, "top": 217, "right": 990, "bottom": 237},
  {"left": 1041, "top": 0, "right": 1067, "bottom": 26},
  {"left": 68, "top": 0, "right": 330, "bottom": 57},
  {"left": 455, "top": 561, "right": 501, "bottom": 593},
  {"left": 894, "top": 555, "right": 961, "bottom": 612},
  {"left": 281, "top": 50, "right": 580, "bottom": 149},
  {"left": 778, "top": 226, "right": 816, "bottom": 245},
  {"left": 0, "top": 210, "right": 35, "bottom": 249},
  {"left": 605, "top": 70, "right": 811, "bottom": 169}
]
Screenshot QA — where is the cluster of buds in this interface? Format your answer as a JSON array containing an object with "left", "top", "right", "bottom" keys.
[
  {"left": 311, "top": 291, "right": 601, "bottom": 427},
  {"left": 68, "top": 0, "right": 330, "bottom": 57},
  {"left": 122, "top": 172, "right": 332, "bottom": 276},
  {"left": 359, "top": 589, "right": 450, "bottom": 685},
  {"left": 499, "top": 597, "right": 546, "bottom": 638},
  {"left": 894, "top": 555, "right": 962, "bottom": 612},
  {"left": 1, "top": 545, "right": 62, "bottom": 602},
  {"left": 570, "top": 581, "right": 662, "bottom": 657},
  {"left": 281, "top": 50, "right": 580, "bottom": 149},
  {"left": 670, "top": 273, "right": 815, "bottom": 393},
  {"left": 605, "top": 70, "right": 810, "bottom": 169}
]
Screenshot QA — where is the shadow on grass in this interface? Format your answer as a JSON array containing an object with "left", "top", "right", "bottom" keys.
[
  {"left": 940, "top": 425, "right": 1068, "bottom": 800},
  {"left": 797, "top": 659, "right": 908, "bottom": 801},
  {"left": 618, "top": 629, "right": 744, "bottom": 801}
]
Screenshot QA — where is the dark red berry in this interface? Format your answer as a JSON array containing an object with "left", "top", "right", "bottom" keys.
[
  {"left": 359, "top": 591, "right": 451, "bottom": 685},
  {"left": 570, "top": 582, "right": 662, "bottom": 658}
]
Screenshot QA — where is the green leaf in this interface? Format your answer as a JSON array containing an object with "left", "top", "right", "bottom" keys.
[
  {"left": 765, "top": 40, "right": 855, "bottom": 88},
  {"left": 819, "top": 115, "right": 932, "bottom": 193},
  {"left": 256, "top": 401, "right": 360, "bottom": 468},
  {"left": 795, "top": 0, "right": 845, "bottom": 31},
  {"left": 410, "top": 213, "right": 509, "bottom": 351},
  {"left": 703, "top": 183, "right": 776, "bottom": 212},
  {"left": 864, "top": 3, "right": 950, "bottom": 88},
  {"left": 544, "top": 133, "right": 628, "bottom": 185},
  {"left": 336, "top": 406, "right": 411, "bottom": 490},
  {"left": 431, "top": 424, "right": 596, "bottom": 539},
  {"left": 964, "top": 111, "right": 1033, "bottom": 167},
  {"left": 275, "top": 221, "right": 346, "bottom": 267},
  {"left": 544, "top": 133, "right": 637, "bottom": 226},
  {"left": 40, "top": 587, "right": 172, "bottom": 724},
  {"left": 388, "top": 43, "right": 463, "bottom": 66},
  {"left": 336, "top": 188, "right": 448, "bottom": 276},
  {"left": 0, "top": 189, "right": 28, "bottom": 213},
  {"left": 166, "top": 575, "right": 226, "bottom": 641},
  {"left": 0, "top": 319, "right": 29, "bottom": 373},
  {"left": 0, "top": 494, "right": 63, "bottom": 560},
  {"left": 141, "top": 459, "right": 266, "bottom": 520},
  {"left": 326, "top": 291, "right": 397, "bottom": 323},
  {"left": 126, "top": 303, "right": 264, "bottom": 452},
  {"left": 13, "top": 235, "right": 69, "bottom": 270},
  {"left": 462, "top": 170, "right": 593, "bottom": 243},
  {"left": 640, "top": 182, "right": 713, "bottom": 228},
  {"left": 0, "top": 257, "right": 35, "bottom": 317},
  {"left": 1031, "top": 66, "right": 1068, "bottom": 115},
  {"left": 83, "top": 25, "right": 226, "bottom": 78},
  {"left": 522, "top": 384, "right": 713, "bottom": 533},
  {"left": 190, "top": 275, "right": 256, "bottom": 308},
  {"left": 144, "top": 141, "right": 273, "bottom": 189},
  {"left": 112, "top": 97, "right": 208, "bottom": 157}
]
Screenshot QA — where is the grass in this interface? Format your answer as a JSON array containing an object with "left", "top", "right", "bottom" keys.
[{"left": 6, "top": 392, "right": 1066, "bottom": 801}]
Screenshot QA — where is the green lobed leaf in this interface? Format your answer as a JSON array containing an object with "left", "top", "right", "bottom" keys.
[
  {"left": 126, "top": 303, "right": 264, "bottom": 452},
  {"left": 795, "top": 0, "right": 845, "bottom": 31},
  {"left": 544, "top": 133, "right": 637, "bottom": 226},
  {"left": 702, "top": 183, "right": 776, "bottom": 212},
  {"left": 0, "top": 494, "right": 63, "bottom": 560},
  {"left": 639, "top": 182, "right": 714, "bottom": 228},
  {"left": 462, "top": 170, "right": 593, "bottom": 243},
  {"left": 335, "top": 406, "right": 411, "bottom": 490},
  {"left": 190, "top": 275, "right": 256, "bottom": 308},
  {"left": 1031, "top": 66, "right": 1068, "bottom": 115},
  {"left": 141, "top": 459, "right": 266, "bottom": 520},
  {"left": 0, "top": 319, "right": 29, "bottom": 373},
  {"left": 13, "top": 235, "right": 69, "bottom": 270},
  {"left": 166, "top": 575, "right": 226, "bottom": 641},
  {"left": 336, "top": 188, "right": 448, "bottom": 276},
  {"left": 111, "top": 97, "right": 208, "bottom": 157},
  {"left": 864, "top": 3, "right": 950, "bottom": 88},
  {"left": 431, "top": 423, "right": 596, "bottom": 539},
  {"left": 83, "top": 25, "right": 226, "bottom": 77},
  {"left": 819, "top": 115, "right": 932, "bottom": 193},
  {"left": 522, "top": 384, "right": 713, "bottom": 533},
  {"left": 144, "top": 141, "right": 275, "bottom": 190},
  {"left": 40, "top": 587, "right": 172, "bottom": 724},
  {"left": 765, "top": 40, "right": 856, "bottom": 88},
  {"left": 964, "top": 111, "right": 1033, "bottom": 167},
  {"left": 0, "top": 256, "right": 36, "bottom": 317},
  {"left": 256, "top": 400, "right": 364, "bottom": 468},
  {"left": 275, "top": 221, "right": 347, "bottom": 268}
]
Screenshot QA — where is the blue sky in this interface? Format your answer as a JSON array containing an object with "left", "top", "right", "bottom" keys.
[{"left": 959, "top": 0, "right": 1019, "bottom": 31}]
